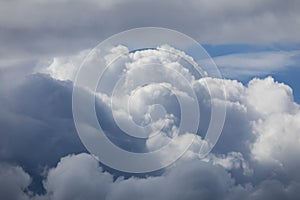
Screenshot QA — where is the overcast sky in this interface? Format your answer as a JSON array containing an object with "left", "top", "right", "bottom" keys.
[{"left": 1, "top": 1, "right": 300, "bottom": 200}]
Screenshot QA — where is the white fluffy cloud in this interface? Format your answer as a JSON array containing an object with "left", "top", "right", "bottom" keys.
[
  {"left": 246, "top": 77, "right": 298, "bottom": 116},
  {"left": 251, "top": 111, "right": 300, "bottom": 180},
  {"left": 1, "top": 44, "right": 300, "bottom": 199},
  {"left": 37, "top": 49, "right": 90, "bottom": 81},
  {"left": 68, "top": 46, "right": 300, "bottom": 173},
  {"left": 44, "top": 74, "right": 300, "bottom": 199},
  {"left": 42, "top": 154, "right": 113, "bottom": 200}
]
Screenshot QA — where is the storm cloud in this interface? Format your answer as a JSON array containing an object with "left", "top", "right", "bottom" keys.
[{"left": 1, "top": 0, "right": 300, "bottom": 61}]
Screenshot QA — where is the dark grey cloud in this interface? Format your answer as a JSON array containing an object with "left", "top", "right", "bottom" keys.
[
  {"left": 0, "top": 0, "right": 300, "bottom": 61},
  {"left": 0, "top": 73, "right": 86, "bottom": 192},
  {"left": 0, "top": 163, "right": 31, "bottom": 200}
]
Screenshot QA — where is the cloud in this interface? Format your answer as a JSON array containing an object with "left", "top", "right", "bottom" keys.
[
  {"left": 210, "top": 51, "right": 300, "bottom": 78},
  {"left": 40, "top": 45, "right": 300, "bottom": 168},
  {"left": 203, "top": 152, "right": 252, "bottom": 176},
  {"left": 35, "top": 43, "right": 300, "bottom": 105},
  {"left": 251, "top": 111, "right": 300, "bottom": 181},
  {"left": 39, "top": 46, "right": 300, "bottom": 86},
  {"left": 1, "top": 45, "right": 300, "bottom": 199},
  {"left": 38, "top": 74, "right": 300, "bottom": 200},
  {"left": 1, "top": 152, "right": 300, "bottom": 200},
  {"left": 23, "top": 153, "right": 245, "bottom": 200},
  {"left": 246, "top": 77, "right": 298, "bottom": 116},
  {"left": 36, "top": 49, "right": 90, "bottom": 82},
  {"left": 0, "top": 0, "right": 300, "bottom": 62},
  {"left": 0, "top": 74, "right": 87, "bottom": 192},
  {"left": 42, "top": 154, "right": 113, "bottom": 200},
  {"left": 1, "top": 73, "right": 300, "bottom": 199},
  {"left": 0, "top": 163, "right": 31, "bottom": 200}
]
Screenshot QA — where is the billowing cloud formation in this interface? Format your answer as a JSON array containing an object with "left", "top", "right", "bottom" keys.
[
  {"left": 1, "top": 45, "right": 300, "bottom": 199},
  {"left": 1, "top": 75, "right": 300, "bottom": 199},
  {"left": 38, "top": 153, "right": 245, "bottom": 200},
  {"left": 38, "top": 48, "right": 300, "bottom": 85}
]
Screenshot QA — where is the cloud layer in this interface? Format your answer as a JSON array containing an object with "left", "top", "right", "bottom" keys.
[{"left": 1, "top": 0, "right": 300, "bottom": 61}]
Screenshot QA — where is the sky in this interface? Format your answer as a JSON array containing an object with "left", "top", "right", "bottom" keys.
[{"left": 1, "top": 0, "right": 300, "bottom": 200}]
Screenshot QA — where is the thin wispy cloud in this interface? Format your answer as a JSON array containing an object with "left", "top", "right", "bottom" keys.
[{"left": 211, "top": 50, "right": 300, "bottom": 78}]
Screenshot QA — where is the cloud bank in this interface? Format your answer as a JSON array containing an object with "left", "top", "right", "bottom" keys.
[
  {"left": 1, "top": 45, "right": 300, "bottom": 199},
  {"left": 1, "top": 0, "right": 300, "bottom": 61}
]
